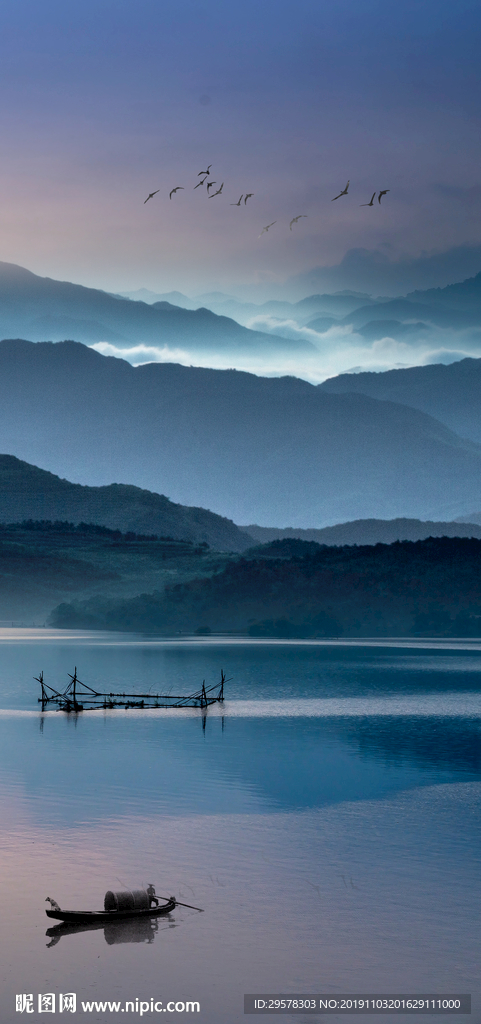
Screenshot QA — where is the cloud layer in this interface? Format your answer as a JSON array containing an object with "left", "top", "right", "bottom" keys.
[{"left": 92, "top": 325, "right": 481, "bottom": 384}]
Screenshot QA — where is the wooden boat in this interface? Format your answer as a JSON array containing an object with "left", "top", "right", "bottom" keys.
[
  {"left": 45, "top": 885, "right": 203, "bottom": 925},
  {"left": 46, "top": 898, "right": 176, "bottom": 924}
]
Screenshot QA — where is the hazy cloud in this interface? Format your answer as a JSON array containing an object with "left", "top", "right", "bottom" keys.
[
  {"left": 244, "top": 315, "right": 348, "bottom": 345},
  {"left": 91, "top": 325, "right": 481, "bottom": 385}
]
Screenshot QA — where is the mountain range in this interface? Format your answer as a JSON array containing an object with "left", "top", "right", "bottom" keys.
[
  {"left": 4, "top": 259, "right": 481, "bottom": 360},
  {"left": 302, "top": 271, "right": 481, "bottom": 346},
  {"left": 0, "top": 451, "right": 477, "bottom": 552},
  {"left": 122, "top": 266, "right": 481, "bottom": 325},
  {"left": 122, "top": 267, "right": 481, "bottom": 352},
  {"left": 0, "top": 454, "right": 251, "bottom": 551},
  {"left": 1, "top": 339, "right": 481, "bottom": 526},
  {"left": 245, "top": 518, "right": 481, "bottom": 546},
  {"left": 319, "top": 357, "right": 481, "bottom": 444},
  {"left": 0, "top": 261, "right": 314, "bottom": 354}
]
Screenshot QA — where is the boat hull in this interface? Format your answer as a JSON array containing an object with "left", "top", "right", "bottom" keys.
[{"left": 46, "top": 899, "right": 176, "bottom": 923}]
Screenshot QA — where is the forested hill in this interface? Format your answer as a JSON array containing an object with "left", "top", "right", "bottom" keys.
[
  {"left": 51, "top": 535, "right": 481, "bottom": 637},
  {"left": 0, "top": 454, "right": 251, "bottom": 551}
]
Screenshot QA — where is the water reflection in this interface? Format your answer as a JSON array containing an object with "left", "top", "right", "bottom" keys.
[
  {"left": 0, "top": 635, "right": 479, "bottom": 1024},
  {"left": 46, "top": 914, "right": 168, "bottom": 947},
  {"left": 200, "top": 715, "right": 481, "bottom": 810},
  {"left": 340, "top": 716, "right": 481, "bottom": 773},
  {"left": 2, "top": 709, "right": 481, "bottom": 824}
]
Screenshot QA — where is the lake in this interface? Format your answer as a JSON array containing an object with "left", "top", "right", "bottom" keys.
[{"left": 0, "top": 631, "right": 480, "bottom": 1023}]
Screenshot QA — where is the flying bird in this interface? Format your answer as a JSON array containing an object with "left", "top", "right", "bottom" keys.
[
  {"left": 360, "top": 192, "right": 376, "bottom": 207},
  {"left": 378, "top": 189, "right": 390, "bottom": 203},
  {"left": 331, "top": 180, "right": 350, "bottom": 201},
  {"left": 144, "top": 190, "right": 160, "bottom": 204},
  {"left": 206, "top": 181, "right": 217, "bottom": 193},
  {"left": 198, "top": 165, "right": 212, "bottom": 176},
  {"left": 169, "top": 187, "right": 184, "bottom": 199},
  {"left": 289, "top": 215, "right": 307, "bottom": 230},
  {"left": 244, "top": 193, "right": 254, "bottom": 204},
  {"left": 209, "top": 182, "right": 224, "bottom": 198},
  {"left": 258, "top": 221, "right": 276, "bottom": 237},
  {"left": 193, "top": 177, "right": 208, "bottom": 189},
  {"left": 230, "top": 195, "right": 244, "bottom": 206}
]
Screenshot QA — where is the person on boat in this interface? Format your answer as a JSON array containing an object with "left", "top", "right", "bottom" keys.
[{"left": 146, "top": 883, "right": 159, "bottom": 907}]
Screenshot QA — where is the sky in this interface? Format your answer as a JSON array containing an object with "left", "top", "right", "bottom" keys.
[{"left": 1, "top": 0, "right": 481, "bottom": 298}]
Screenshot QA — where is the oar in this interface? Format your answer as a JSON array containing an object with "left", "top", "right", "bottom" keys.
[{"left": 157, "top": 895, "right": 204, "bottom": 912}]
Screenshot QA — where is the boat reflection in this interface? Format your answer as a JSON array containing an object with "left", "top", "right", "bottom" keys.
[{"left": 46, "top": 913, "right": 170, "bottom": 947}]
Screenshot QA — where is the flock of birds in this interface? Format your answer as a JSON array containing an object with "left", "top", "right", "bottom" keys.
[
  {"left": 143, "top": 167, "right": 390, "bottom": 238},
  {"left": 332, "top": 180, "right": 390, "bottom": 205}
]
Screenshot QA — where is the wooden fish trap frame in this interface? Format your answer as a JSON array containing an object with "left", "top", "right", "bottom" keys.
[{"left": 36, "top": 668, "right": 226, "bottom": 712}]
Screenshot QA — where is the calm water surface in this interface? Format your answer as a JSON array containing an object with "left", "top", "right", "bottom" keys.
[{"left": 0, "top": 631, "right": 480, "bottom": 1023}]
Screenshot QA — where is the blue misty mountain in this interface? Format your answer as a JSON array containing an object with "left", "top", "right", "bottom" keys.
[
  {"left": 119, "top": 289, "right": 200, "bottom": 308},
  {"left": 406, "top": 273, "right": 481, "bottom": 311},
  {"left": 286, "top": 245, "right": 481, "bottom": 298},
  {"left": 304, "top": 316, "right": 338, "bottom": 333},
  {"left": 338, "top": 272, "right": 481, "bottom": 331},
  {"left": 355, "top": 320, "right": 429, "bottom": 340},
  {"left": 209, "top": 271, "right": 481, "bottom": 344},
  {"left": 0, "top": 454, "right": 251, "bottom": 550},
  {"left": 149, "top": 272, "right": 481, "bottom": 347},
  {"left": 340, "top": 298, "right": 477, "bottom": 330},
  {"left": 1, "top": 339, "right": 481, "bottom": 526},
  {"left": 0, "top": 261, "right": 315, "bottom": 353},
  {"left": 243, "top": 518, "right": 481, "bottom": 546},
  {"left": 319, "top": 356, "right": 481, "bottom": 444},
  {"left": 164, "top": 290, "right": 376, "bottom": 327}
]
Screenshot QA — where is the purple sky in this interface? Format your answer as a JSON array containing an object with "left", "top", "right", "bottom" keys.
[{"left": 1, "top": 0, "right": 480, "bottom": 295}]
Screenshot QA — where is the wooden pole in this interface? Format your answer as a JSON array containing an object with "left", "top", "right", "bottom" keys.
[{"left": 155, "top": 896, "right": 204, "bottom": 912}]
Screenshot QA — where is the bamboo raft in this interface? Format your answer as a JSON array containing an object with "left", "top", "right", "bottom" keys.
[{"left": 36, "top": 668, "right": 226, "bottom": 712}]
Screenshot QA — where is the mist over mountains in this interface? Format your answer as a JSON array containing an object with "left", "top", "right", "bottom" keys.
[
  {"left": 122, "top": 288, "right": 373, "bottom": 324},
  {"left": 120, "top": 262, "right": 481, "bottom": 377},
  {"left": 2, "top": 259, "right": 481, "bottom": 530},
  {"left": 1, "top": 339, "right": 481, "bottom": 526},
  {"left": 202, "top": 267, "right": 481, "bottom": 341},
  {"left": 0, "top": 261, "right": 314, "bottom": 356},
  {"left": 122, "top": 246, "right": 481, "bottom": 306},
  {"left": 4, "top": 259, "right": 481, "bottom": 381}
]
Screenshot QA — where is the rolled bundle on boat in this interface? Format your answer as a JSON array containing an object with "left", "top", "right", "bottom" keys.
[{"left": 104, "top": 889, "right": 150, "bottom": 912}]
